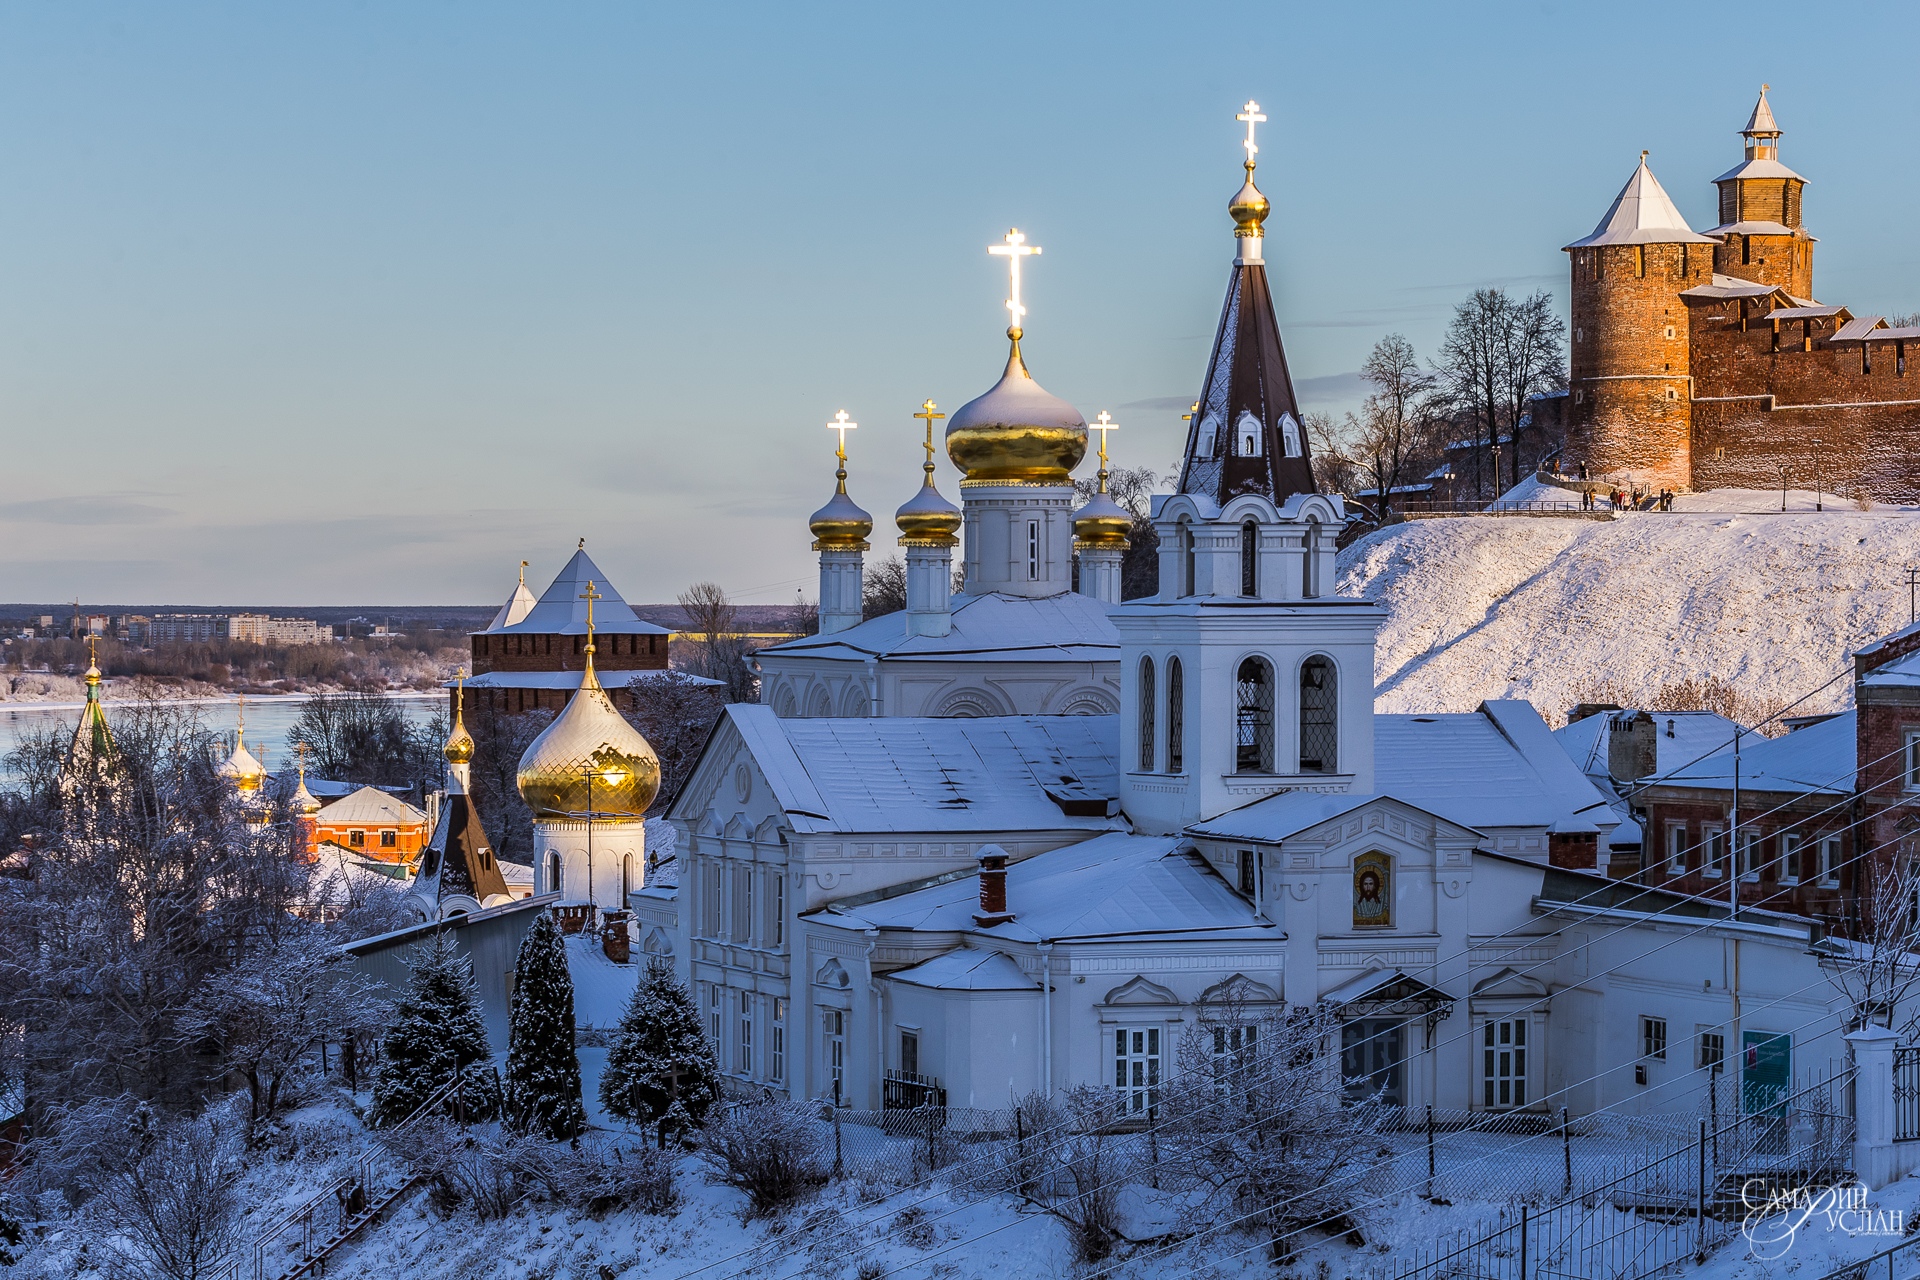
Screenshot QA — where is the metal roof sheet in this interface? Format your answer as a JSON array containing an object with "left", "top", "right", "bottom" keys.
[
  {"left": 758, "top": 589, "right": 1119, "bottom": 665},
  {"left": 1566, "top": 157, "right": 1716, "bottom": 249}
]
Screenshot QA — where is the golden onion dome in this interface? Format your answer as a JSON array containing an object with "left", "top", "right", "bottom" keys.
[
  {"left": 1073, "top": 488, "right": 1133, "bottom": 549},
  {"left": 809, "top": 471, "right": 874, "bottom": 549},
  {"left": 945, "top": 337, "right": 1088, "bottom": 484},
  {"left": 895, "top": 469, "right": 962, "bottom": 544},
  {"left": 443, "top": 709, "right": 476, "bottom": 765},
  {"left": 515, "top": 657, "right": 660, "bottom": 822},
  {"left": 222, "top": 738, "right": 267, "bottom": 792},
  {"left": 291, "top": 775, "right": 321, "bottom": 815},
  {"left": 1230, "top": 162, "right": 1270, "bottom": 238}
]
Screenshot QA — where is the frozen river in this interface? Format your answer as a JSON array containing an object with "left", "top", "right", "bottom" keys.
[{"left": 0, "top": 692, "right": 445, "bottom": 779}]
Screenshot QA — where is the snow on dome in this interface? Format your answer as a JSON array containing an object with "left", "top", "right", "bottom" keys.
[
  {"left": 1565, "top": 155, "right": 1715, "bottom": 249},
  {"left": 945, "top": 341, "right": 1088, "bottom": 484},
  {"left": 516, "top": 658, "right": 660, "bottom": 822}
]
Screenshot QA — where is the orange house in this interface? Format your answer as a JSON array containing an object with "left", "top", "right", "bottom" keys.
[{"left": 311, "top": 786, "right": 429, "bottom": 863}]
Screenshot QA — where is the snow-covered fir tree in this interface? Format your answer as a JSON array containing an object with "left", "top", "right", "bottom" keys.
[
  {"left": 599, "top": 956, "right": 721, "bottom": 1145},
  {"left": 502, "top": 912, "right": 586, "bottom": 1139},
  {"left": 370, "top": 931, "right": 501, "bottom": 1127}
]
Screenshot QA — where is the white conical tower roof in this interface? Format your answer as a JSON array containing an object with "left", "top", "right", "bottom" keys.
[
  {"left": 487, "top": 561, "right": 538, "bottom": 630},
  {"left": 1565, "top": 154, "right": 1716, "bottom": 248},
  {"left": 1743, "top": 86, "right": 1780, "bottom": 138}
]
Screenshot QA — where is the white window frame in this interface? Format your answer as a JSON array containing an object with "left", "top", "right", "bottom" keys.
[
  {"left": 1703, "top": 824, "right": 1726, "bottom": 878},
  {"left": 1737, "top": 830, "right": 1760, "bottom": 882},
  {"left": 825, "top": 1008, "right": 846, "bottom": 1104},
  {"left": 1666, "top": 822, "right": 1688, "bottom": 875},
  {"left": 1482, "top": 1017, "right": 1529, "bottom": 1109},
  {"left": 1114, "top": 1025, "right": 1162, "bottom": 1116},
  {"left": 1818, "top": 836, "right": 1842, "bottom": 887},
  {"left": 770, "top": 873, "right": 786, "bottom": 949},
  {"left": 1697, "top": 1027, "right": 1726, "bottom": 1073},
  {"left": 1907, "top": 732, "right": 1920, "bottom": 793},
  {"left": 708, "top": 984, "right": 724, "bottom": 1053},
  {"left": 1641, "top": 1015, "right": 1668, "bottom": 1062},
  {"left": 738, "top": 993, "right": 754, "bottom": 1077},
  {"left": 1780, "top": 832, "right": 1802, "bottom": 884},
  {"left": 770, "top": 998, "right": 786, "bottom": 1083}
]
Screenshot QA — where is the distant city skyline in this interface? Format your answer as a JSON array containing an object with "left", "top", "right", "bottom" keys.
[{"left": 0, "top": 2, "right": 1910, "bottom": 606}]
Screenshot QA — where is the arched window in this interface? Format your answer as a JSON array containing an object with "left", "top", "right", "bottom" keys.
[
  {"left": 548, "top": 852, "right": 564, "bottom": 895},
  {"left": 622, "top": 853, "right": 635, "bottom": 900},
  {"left": 1234, "top": 657, "right": 1274, "bottom": 774},
  {"left": 1138, "top": 657, "right": 1157, "bottom": 772},
  {"left": 1300, "top": 656, "right": 1338, "bottom": 774},
  {"left": 1241, "top": 521, "right": 1259, "bottom": 597},
  {"left": 1179, "top": 519, "right": 1195, "bottom": 597},
  {"left": 1304, "top": 518, "right": 1323, "bottom": 598},
  {"left": 1166, "top": 657, "right": 1184, "bottom": 774}
]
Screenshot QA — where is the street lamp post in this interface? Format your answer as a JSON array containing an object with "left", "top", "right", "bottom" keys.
[
  {"left": 1812, "top": 437, "right": 1824, "bottom": 512},
  {"left": 570, "top": 758, "right": 630, "bottom": 913},
  {"left": 1491, "top": 444, "right": 1503, "bottom": 505},
  {"left": 1779, "top": 463, "right": 1789, "bottom": 513}
]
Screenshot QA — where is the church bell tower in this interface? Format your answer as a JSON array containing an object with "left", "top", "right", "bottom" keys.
[{"left": 1113, "top": 102, "right": 1383, "bottom": 835}]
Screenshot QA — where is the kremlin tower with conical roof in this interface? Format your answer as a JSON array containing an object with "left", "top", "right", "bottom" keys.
[{"left": 516, "top": 583, "right": 661, "bottom": 910}]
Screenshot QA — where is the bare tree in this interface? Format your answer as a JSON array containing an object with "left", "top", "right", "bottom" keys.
[
  {"left": 862, "top": 557, "right": 908, "bottom": 620},
  {"left": 674, "top": 582, "right": 756, "bottom": 703},
  {"left": 1312, "top": 337, "right": 1442, "bottom": 519},
  {"left": 1500, "top": 291, "right": 1569, "bottom": 488},
  {"left": 1159, "top": 994, "right": 1387, "bottom": 1263},
  {"left": 94, "top": 1107, "right": 244, "bottom": 1280},
  {"left": 1822, "top": 857, "right": 1920, "bottom": 1035},
  {"left": 181, "top": 927, "right": 387, "bottom": 1133},
  {"left": 1437, "top": 289, "right": 1511, "bottom": 502},
  {"left": 700, "top": 1101, "right": 829, "bottom": 1217},
  {"left": 621, "top": 672, "right": 725, "bottom": 810}
]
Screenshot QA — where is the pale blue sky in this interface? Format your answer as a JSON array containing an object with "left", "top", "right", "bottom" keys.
[{"left": 0, "top": 2, "right": 1910, "bottom": 606}]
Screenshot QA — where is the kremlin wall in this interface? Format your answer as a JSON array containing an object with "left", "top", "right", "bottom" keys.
[{"left": 1555, "top": 88, "right": 1920, "bottom": 500}]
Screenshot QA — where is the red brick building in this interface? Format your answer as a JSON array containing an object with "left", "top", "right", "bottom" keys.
[
  {"left": 1564, "top": 88, "right": 1920, "bottom": 499},
  {"left": 1629, "top": 624, "right": 1920, "bottom": 932}
]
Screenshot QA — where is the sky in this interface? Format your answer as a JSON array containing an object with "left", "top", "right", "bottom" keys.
[{"left": 0, "top": 1, "right": 1913, "bottom": 608}]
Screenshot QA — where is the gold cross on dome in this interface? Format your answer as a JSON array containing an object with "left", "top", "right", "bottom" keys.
[
  {"left": 296, "top": 741, "right": 308, "bottom": 780},
  {"left": 912, "top": 399, "right": 946, "bottom": 463},
  {"left": 1091, "top": 410, "right": 1119, "bottom": 468},
  {"left": 827, "top": 410, "right": 857, "bottom": 464},
  {"left": 1238, "top": 100, "right": 1266, "bottom": 164},
  {"left": 86, "top": 634, "right": 98, "bottom": 666},
  {"left": 454, "top": 666, "right": 467, "bottom": 714},
  {"left": 988, "top": 229, "right": 1041, "bottom": 334},
  {"left": 579, "top": 580, "right": 601, "bottom": 653}
]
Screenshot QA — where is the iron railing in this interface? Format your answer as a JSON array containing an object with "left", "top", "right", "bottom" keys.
[{"left": 882, "top": 1070, "right": 946, "bottom": 1111}]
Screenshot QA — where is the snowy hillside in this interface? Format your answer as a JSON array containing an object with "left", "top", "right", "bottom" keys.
[{"left": 1340, "top": 490, "right": 1920, "bottom": 722}]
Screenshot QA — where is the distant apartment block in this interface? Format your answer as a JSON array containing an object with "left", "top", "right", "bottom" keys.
[
  {"left": 226, "top": 614, "right": 333, "bottom": 645},
  {"left": 149, "top": 613, "right": 227, "bottom": 644}
]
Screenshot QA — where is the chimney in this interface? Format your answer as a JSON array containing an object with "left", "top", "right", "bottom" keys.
[{"left": 973, "top": 849, "right": 1014, "bottom": 927}]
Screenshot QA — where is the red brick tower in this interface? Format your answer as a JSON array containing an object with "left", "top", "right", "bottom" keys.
[
  {"left": 1563, "top": 154, "right": 1715, "bottom": 491},
  {"left": 1708, "top": 86, "right": 1813, "bottom": 300}
]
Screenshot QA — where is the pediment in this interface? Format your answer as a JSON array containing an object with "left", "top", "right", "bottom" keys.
[
  {"left": 723, "top": 812, "right": 752, "bottom": 839},
  {"left": 1472, "top": 966, "right": 1548, "bottom": 999},
  {"left": 1103, "top": 974, "right": 1180, "bottom": 1006},
  {"left": 1199, "top": 973, "right": 1282, "bottom": 1006}
]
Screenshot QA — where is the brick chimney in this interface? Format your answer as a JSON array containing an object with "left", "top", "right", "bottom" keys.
[{"left": 973, "top": 849, "right": 1014, "bottom": 927}]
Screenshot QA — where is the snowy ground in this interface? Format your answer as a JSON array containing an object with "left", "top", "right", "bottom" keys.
[{"left": 1343, "top": 489, "right": 1920, "bottom": 722}]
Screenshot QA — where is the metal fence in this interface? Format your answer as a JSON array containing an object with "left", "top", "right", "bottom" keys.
[
  {"left": 1894, "top": 1047, "right": 1920, "bottom": 1142},
  {"left": 1365, "top": 1068, "right": 1854, "bottom": 1280}
]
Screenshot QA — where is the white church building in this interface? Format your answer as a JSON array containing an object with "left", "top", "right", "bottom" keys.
[{"left": 630, "top": 121, "right": 1847, "bottom": 1122}]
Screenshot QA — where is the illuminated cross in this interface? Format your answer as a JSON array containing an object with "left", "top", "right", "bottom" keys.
[
  {"left": 1091, "top": 410, "right": 1119, "bottom": 469},
  {"left": 1238, "top": 100, "right": 1266, "bottom": 165},
  {"left": 296, "top": 741, "right": 309, "bottom": 782},
  {"left": 988, "top": 229, "right": 1041, "bottom": 334},
  {"left": 827, "top": 410, "right": 857, "bottom": 465},
  {"left": 580, "top": 580, "right": 601, "bottom": 655},
  {"left": 912, "top": 399, "right": 946, "bottom": 464}
]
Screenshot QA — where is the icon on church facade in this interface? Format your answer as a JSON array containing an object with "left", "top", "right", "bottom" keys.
[{"left": 1353, "top": 851, "right": 1392, "bottom": 929}]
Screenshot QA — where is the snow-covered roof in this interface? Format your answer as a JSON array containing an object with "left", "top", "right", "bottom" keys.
[
  {"left": 1553, "top": 709, "right": 1753, "bottom": 782},
  {"left": 757, "top": 589, "right": 1119, "bottom": 666},
  {"left": 832, "top": 832, "right": 1270, "bottom": 943},
  {"left": 1769, "top": 305, "right": 1846, "bottom": 321},
  {"left": 480, "top": 549, "right": 669, "bottom": 636},
  {"left": 1681, "top": 275, "right": 1787, "bottom": 302},
  {"left": 488, "top": 574, "right": 537, "bottom": 631},
  {"left": 317, "top": 785, "right": 428, "bottom": 826},
  {"left": 564, "top": 934, "right": 639, "bottom": 1027},
  {"left": 1829, "top": 317, "right": 1888, "bottom": 343},
  {"left": 1565, "top": 157, "right": 1716, "bottom": 249},
  {"left": 498, "top": 858, "right": 534, "bottom": 888},
  {"left": 1743, "top": 89, "right": 1780, "bottom": 137},
  {"left": 1376, "top": 702, "right": 1618, "bottom": 832},
  {"left": 1189, "top": 790, "right": 1463, "bottom": 843},
  {"left": 462, "top": 668, "right": 722, "bottom": 690},
  {"left": 888, "top": 947, "right": 1039, "bottom": 991},
  {"left": 1656, "top": 710, "right": 1855, "bottom": 795},
  {"left": 1704, "top": 220, "right": 1801, "bottom": 238},
  {"left": 1712, "top": 156, "right": 1805, "bottom": 185},
  {"left": 717, "top": 705, "right": 1124, "bottom": 836},
  {"left": 1862, "top": 646, "right": 1920, "bottom": 688}
]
